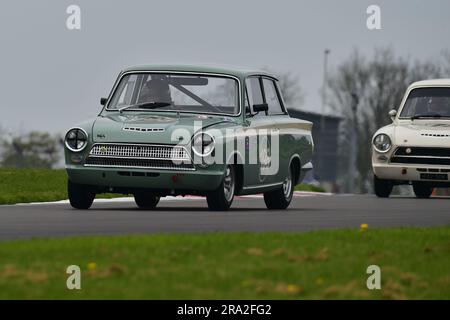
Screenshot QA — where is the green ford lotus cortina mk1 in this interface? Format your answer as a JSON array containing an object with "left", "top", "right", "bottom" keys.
[{"left": 64, "top": 65, "right": 314, "bottom": 211}]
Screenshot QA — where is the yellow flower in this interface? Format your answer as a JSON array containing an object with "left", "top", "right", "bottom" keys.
[
  {"left": 360, "top": 224, "right": 369, "bottom": 232},
  {"left": 275, "top": 283, "right": 302, "bottom": 295},
  {"left": 315, "top": 278, "right": 324, "bottom": 286},
  {"left": 87, "top": 262, "right": 97, "bottom": 270},
  {"left": 286, "top": 284, "right": 301, "bottom": 294}
]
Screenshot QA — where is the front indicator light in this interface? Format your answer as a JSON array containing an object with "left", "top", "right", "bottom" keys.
[{"left": 70, "top": 154, "right": 83, "bottom": 163}]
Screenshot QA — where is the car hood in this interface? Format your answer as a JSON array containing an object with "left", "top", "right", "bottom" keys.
[
  {"left": 394, "top": 120, "right": 450, "bottom": 147},
  {"left": 92, "top": 112, "right": 237, "bottom": 145}
]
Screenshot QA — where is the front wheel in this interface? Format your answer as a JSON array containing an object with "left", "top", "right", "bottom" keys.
[
  {"left": 374, "top": 175, "right": 393, "bottom": 198},
  {"left": 413, "top": 183, "right": 433, "bottom": 199},
  {"left": 264, "top": 166, "right": 294, "bottom": 210},
  {"left": 134, "top": 191, "right": 160, "bottom": 209},
  {"left": 68, "top": 180, "right": 95, "bottom": 209},
  {"left": 206, "top": 165, "right": 235, "bottom": 211}
]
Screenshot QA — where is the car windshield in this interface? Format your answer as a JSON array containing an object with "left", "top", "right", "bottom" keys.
[
  {"left": 107, "top": 73, "right": 239, "bottom": 115},
  {"left": 400, "top": 87, "right": 450, "bottom": 119}
]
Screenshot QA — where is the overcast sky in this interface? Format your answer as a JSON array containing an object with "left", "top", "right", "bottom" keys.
[{"left": 1, "top": 0, "right": 449, "bottom": 135}]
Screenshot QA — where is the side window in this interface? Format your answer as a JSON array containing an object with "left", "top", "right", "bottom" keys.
[
  {"left": 246, "top": 77, "right": 264, "bottom": 112},
  {"left": 262, "top": 78, "right": 284, "bottom": 114}
]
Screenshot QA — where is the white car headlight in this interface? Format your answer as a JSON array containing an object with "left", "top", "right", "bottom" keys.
[
  {"left": 65, "top": 128, "right": 88, "bottom": 152},
  {"left": 373, "top": 134, "right": 391, "bottom": 153},
  {"left": 192, "top": 132, "right": 215, "bottom": 157}
]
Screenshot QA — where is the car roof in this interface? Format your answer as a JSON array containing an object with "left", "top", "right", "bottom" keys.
[
  {"left": 121, "top": 64, "right": 278, "bottom": 80},
  {"left": 409, "top": 78, "right": 450, "bottom": 88}
]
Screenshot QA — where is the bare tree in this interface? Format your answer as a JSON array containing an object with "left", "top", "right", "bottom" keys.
[
  {"left": 329, "top": 48, "right": 442, "bottom": 193},
  {"left": 263, "top": 69, "right": 304, "bottom": 108},
  {"left": 277, "top": 72, "right": 304, "bottom": 108},
  {"left": 442, "top": 50, "right": 450, "bottom": 74}
]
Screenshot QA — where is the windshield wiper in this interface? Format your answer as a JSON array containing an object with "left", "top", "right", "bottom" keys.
[
  {"left": 411, "top": 113, "right": 443, "bottom": 120},
  {"left": 119, "top": 101, "right": 172, "bottom": 113}
]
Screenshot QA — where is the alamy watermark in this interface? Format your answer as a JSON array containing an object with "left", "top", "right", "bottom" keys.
[
  {"left": 366, "top": 5, "right": 382, "bottom": 30},
  {"left": 66, "top": 265, "right": 81, "bottom": 290},
  {"left": 366, "top": 265, "right": 381, "bottom": 290},
  {"left": 169, "top": 121, "right": 281, "bottom": 176},
  {"left": 66, "top": 5, "right": 81, "bottom": 30},
  {"left": 66, "top": 5, "right": 381, "bottom": 31}
]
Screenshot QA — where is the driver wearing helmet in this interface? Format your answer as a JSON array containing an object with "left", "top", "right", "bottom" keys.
[{"left": 138, "top": 75, "right": 172, "bottom": 104}]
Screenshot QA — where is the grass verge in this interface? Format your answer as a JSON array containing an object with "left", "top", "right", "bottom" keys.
[
  {"left": 294, "top": 183, "right": 326, "bottom": 193},
  {"left": 0, "top": 169, "right": 119, "bottom": 205},
  {"left": 0, "top": 227, "right": 448, "bottom": 299},
  {"left": 0, "top": 169, "right": 67, "bottom": 204}
]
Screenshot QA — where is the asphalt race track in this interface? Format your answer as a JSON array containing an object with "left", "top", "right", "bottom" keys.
[{"left": 0, "top": 193, "right": 449, "bottom": 240}]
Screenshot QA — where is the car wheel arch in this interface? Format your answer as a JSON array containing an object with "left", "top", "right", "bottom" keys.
[
  {"left": 288, "top": 154, "right": 302, "bottom": 185},
  {"left": 226, "top": 151, "right": 244, "bottom": 195}
]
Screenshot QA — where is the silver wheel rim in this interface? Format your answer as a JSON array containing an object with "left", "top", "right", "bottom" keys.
[
  {"left": 283, "top": 171, "right": 292, "bottom": 199},
  {"left": 223, "top": 166, "right": 235, "bottom": 202}
]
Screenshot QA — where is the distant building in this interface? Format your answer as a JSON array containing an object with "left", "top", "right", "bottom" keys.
[{"left": 288, "top": 109, "right": 342, "bottom": 190}]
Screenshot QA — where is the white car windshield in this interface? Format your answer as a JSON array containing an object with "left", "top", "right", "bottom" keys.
[
  {"left": 107, "top": 73, "right": 239, "bottom": 115},
  {"left": 400, "top": 87, "right": 450, "bottom": 119}
]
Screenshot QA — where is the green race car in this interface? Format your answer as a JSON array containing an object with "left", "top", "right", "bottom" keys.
[{"left": 64, "top": 65, "right": 314, "bottom": 210}]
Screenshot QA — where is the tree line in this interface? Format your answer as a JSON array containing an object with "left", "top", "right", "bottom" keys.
[{"left": 0, "top": 130, "right": 62, "bottom": 168}]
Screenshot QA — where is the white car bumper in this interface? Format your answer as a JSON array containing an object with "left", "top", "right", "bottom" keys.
[{"left": 373, "top": 163, "right": 450, "bottom": 183}]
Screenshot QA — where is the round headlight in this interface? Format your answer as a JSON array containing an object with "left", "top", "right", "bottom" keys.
[
  {"left": 65, "top": 128, "right": 88, "bottom": 152},
  {"left": 373, "top": 134, "right": 391, "bottom": 153},
  {"left": 192, "top": 132, "right": 215, "bottom": 157}
]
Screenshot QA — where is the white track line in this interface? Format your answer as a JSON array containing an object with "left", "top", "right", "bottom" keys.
[{"left": 7, "top": 191, "right": 332, "bottom": 206}]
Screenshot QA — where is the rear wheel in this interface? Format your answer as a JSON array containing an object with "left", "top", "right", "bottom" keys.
[
  {"left": 413, "top": 183, "right": 433, "bottom": 199},
  {"left": 68, "top": 180, "right": 95, "bottom": 209},
  {"left": 374, "top": 175, "right": 393, "bottom": 198},
  {"left": 206, "top": 165, "right": 235, "bottom": 211},
  {"left": 134, "top": 191, "right": 160, "bottom": 209},
  {"left": 264, "top": 165, "right": 294, "bottom": 210}
]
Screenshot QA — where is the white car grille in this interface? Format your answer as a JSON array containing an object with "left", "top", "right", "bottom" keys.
[
  {"left": 391, "top": 147, "right": 450, "bottom": 166},
  {"left": 85, "top": 144, "right": 194, "bottom": 170},
  {"left": 89, "top": 144, "right": 189, "bottom": 160}
]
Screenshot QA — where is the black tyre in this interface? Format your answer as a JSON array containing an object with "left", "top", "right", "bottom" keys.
[
  {"left": 134, "top": 191, "right": 160, "bottom": 209},
  {"left": 264, "top": 165, "right": 294, "bottom": 210},
  {"left": 68, "top": 180, "right": 95, "bottom": 209},
  {"left": 374, "top": 175, "right": 393, "bottom": 198},
  {"left": 413, "top": 183, "right": 433, "bottom": 199},
  {"left": 206, "top": 165, "right": 235, "bottom": 211}
]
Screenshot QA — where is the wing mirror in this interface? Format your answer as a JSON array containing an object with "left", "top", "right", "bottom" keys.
[
  {"left": 253, "top": 103, "right": 268, "bottom": 113},
  {"left": 100, "top": 97, "right": 108, "bottom": 106},
  {"left": 388, "top": 109, "right": 397, "bottom": 120}
]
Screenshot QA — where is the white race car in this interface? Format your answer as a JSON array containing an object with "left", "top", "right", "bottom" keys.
[{"left": 372, "top": 79, "right": 450, "bottom": 198}]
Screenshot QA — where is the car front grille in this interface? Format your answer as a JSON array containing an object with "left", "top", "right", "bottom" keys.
[
  {"left": 85, "top": 143, "right": 194, "bottom": 170},
  {"left": 90, "top": 144, "right": 189, "bottom": 160},
  {"left": 390, "top": 147, "right": 450, "bottom": 166}
]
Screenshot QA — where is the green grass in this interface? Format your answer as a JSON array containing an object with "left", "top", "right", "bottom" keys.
[
  {"left": 0, "top": 227, "right": 448, "bottom": 299},
  {"left": 0, "top": 169, "right": 68, "bottom": 204},
  {"left": 0, "top": 169, "right": 120, "bottom": 205},
  {"left": 0, "top": 169, "right": 323, "bottom": 205},
  {"left": 295, "top": 183, "right": 326, "bottom": 193}
]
